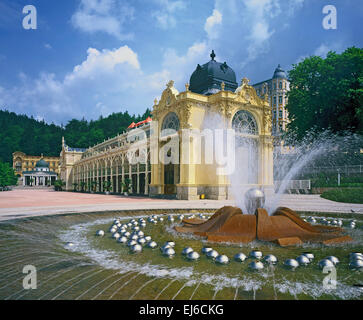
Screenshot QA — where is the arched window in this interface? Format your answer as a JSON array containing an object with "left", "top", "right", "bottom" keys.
[
  {"left": 161, "top": 112, "right": 180, "bottom": 137},
  {"left": 232, "top": 110, "right": 258, "bottom": 135}
]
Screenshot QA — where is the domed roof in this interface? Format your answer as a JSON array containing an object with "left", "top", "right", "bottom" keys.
[
  {"left": 189, "top": 50, "right": 238, "bottom": 95},
  {"left": 35, "top": 159, "right": 49, "bottom": 168},
  {"left": 272, "top": 64, "right": 287, "bottom": 79}
]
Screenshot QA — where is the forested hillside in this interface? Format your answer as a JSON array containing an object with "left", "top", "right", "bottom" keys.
[{"left": 0, "top": 109, "right": 151, "bottom": 164}]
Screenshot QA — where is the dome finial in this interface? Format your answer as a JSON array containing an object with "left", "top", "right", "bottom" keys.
[{"left": 210, "top": 50, "right": 216, "bottom": 61}]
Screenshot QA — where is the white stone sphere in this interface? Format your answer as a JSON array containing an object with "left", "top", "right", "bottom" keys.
[
  {"left": 296, "top": 255, "right": 310, "bottom": 265},
  {"left": 152, "top": 220, "right": 158, "bottom": 224},
  {"left": 147, "top": 241, "right": 157, "bottom": 249},
  {"left": 96, "top": 230, "right": 105, "bottom": 237},
  {"left": 110, "top": 227, "right": 117, "bottom": 233},
  {"left": 144, "top": 236, "right": 151, "bottom": 242},
  {"left": 249, "top": 261, "right": 264, "bottom": 270},
  {"left": 187, "top": 251, "right": 200, "bottom": 261},
  {"left": 263, "top": 254, "right": 278, "bottom": 265},
  {"left": 164, "top": 241, "right": 175, "bottom": 248},
  {"left": 118, "top": 236, "right": 128, "bottom": 244},
  {"left": 168, "top": 215, "right": 174, "bottom": 222},
  {"left": 182, "top": 247, "right": 194, "bottom": 255},
  {"left": 207, "top": 250, "right": 219, "bottom": 259},
  {"left": 234, "top": 253, "right": 247, "bottom": 262},
  {"left": 127, "top": 223, "right": 132, "bottom": 228},
  {"left": 351, "top": 255, "right": 363, "bottom": 262},
  {"left": 284, "top": 259, "right": 299, "bottom": 269},
  {"left": 308, "top": 217, "right": 316, "bottom": 224},
  {"left": 116, "top": 223, "right": 122, "bottom": 228},
  {"left": 127, "top": 240, "right": 137, "bottom": 247},
  {"left": 148, "top": 217, "right": 154, "bottom": 222},
  {"left": 133, "top": 226, "right": 140, "bottom": 232},
  {"left": 318, "top": 259, "right": 334, "bottom": 269},
  {"left": 158, "top": 217, "right": 164, "bottom": 222},
  {"left": 179, "top": 215, "right": 184, "bottom": 220},
  {"left": 137, "top": 231, "right": 144, "bottom": 237},
  {"left": 163, "top": 247, "right": 175, "bottom": 256},
  {"left": 124, "top": 231, "right": 130, "bottom": 238},
  {"left": 326, "top": 256, "right": 340, "bottom": 265},
  {"left": 112, "top": 232, "right": 120, "bottom": 240},
  {"left": 349, "top": 252, "right": 363, "bottom": 260},
  {"left": 140, "top": 223, "right": 146, "bottom": 228},
  {"left": 131, "top": 234, "right": 138, "bottom": 241},
  {"left": 161, "top": 244, "right": 171, "bottom": 252},
  {"left": 119, "top": 228, "right": 126, "bottom": 234},
  {"left": 250, "top": 250, "right": 263, "bottom": 259},
  {"left": 349, "top": 222, "right": 356, "bottom": 229},
  {"left": 216, "top": 255, "right": 229, "bottom": 264},
  {"left": 303, "top": 253, "right": 314, "bottom": 261},
  {"left": 138, "top": 238, "right": 146, "bottom": 245},
  {"left": 349, "top": 259, "right": 363, "bottom": 269},
  {"left": 202, "top": 247, "right": 213, "bottom": 254},
  {"left": 64, "top": 242, "right": 74, "bottom": 249},
  {"left": 131, "top": 244, "right": 142, "bottom": 253}
]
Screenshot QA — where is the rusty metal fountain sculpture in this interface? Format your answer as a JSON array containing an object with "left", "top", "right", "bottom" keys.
[{"left": 175, "top": 188, "right": 353, "bottom": 247}]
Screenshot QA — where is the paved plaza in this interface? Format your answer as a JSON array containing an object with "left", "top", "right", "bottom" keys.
[{"left": 0, "top": 189, "right": 362, "bottom": 221}]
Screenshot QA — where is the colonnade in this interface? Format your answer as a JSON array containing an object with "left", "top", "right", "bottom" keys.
[{"left": 72, "top": 153, "right": 151, "bottom": 195}]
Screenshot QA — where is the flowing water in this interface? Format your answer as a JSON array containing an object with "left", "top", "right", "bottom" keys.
[{"left": 0, "top": 210, "right": 362, "bottom": 300}]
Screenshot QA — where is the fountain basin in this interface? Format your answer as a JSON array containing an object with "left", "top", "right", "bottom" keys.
[{"left": 175, "top": 206, "right": 353, "bottom": 246}]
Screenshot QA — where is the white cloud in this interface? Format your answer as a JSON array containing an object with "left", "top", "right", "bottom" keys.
[
  {"left": 314, "top": 43, "right": 331, "bottom": 57},
  {"left": 152, "top": 0, "right": 186, "bottom": 29},
  {"left": 162, "top": 42, "right": 208, "bottom": 84},
  {"left": 206, "top": 0, "right": 304, "bottom": 68},
  {"left": 0, "top": 43, "right": 209, "bottom": 124},
  {"left": 204, "top": 9, "right": 222, "bottom": 39},
  {"left": 0, "top": 46, "right": 160, "bottom": 123},
  {"left": 71, "top": 0, "right": 134, "bottom": 39}
]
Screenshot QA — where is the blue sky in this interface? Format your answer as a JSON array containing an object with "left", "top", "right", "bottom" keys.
[{"left": 0, "top": 0, "right": 362, "bottom": 124}]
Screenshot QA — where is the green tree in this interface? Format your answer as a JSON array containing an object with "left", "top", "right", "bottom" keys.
[
  {"left": 286, "top": 47, "right": 363, "bottom": 140},
  {"left": 0, "top": 108, "right": 152, "bottom": 165},
  {"left": 54, "top": 179, "right": 65, "bottom": 191},
  {"left": 0, "top": 161, "right": 18, "bottom": 187}
]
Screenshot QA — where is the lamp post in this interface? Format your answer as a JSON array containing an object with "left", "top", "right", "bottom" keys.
[{"left": 337, "top": 169, "right": 341, "bottom": 187}]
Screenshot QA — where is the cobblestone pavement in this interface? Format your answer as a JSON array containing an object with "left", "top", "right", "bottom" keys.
[{"left": 0, "top": 189, "right": 362, "bottom": 221}]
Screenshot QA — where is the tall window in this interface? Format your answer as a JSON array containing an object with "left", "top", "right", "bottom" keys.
[
  {"left": 161, "top": 112, "right": 180, "bottom": 137},
  {"left": 273, "top": 96, "right": 276, "bottom": 105},
  {"left": 279, "top": 109, "right": 283, "bottom": 119},
  {"left": 232, "top": 110, "right": 258, "bottom": 135},
  {"left": 278, "top": 96, "right": 282, "bottom": 104}
]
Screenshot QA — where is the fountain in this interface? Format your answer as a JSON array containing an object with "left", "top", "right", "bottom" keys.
[{"left": 175, "top": 188, "right": 353, "bottom": 246}]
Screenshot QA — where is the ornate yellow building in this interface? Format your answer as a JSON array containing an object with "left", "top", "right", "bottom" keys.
[
  {"left": 60, "top": 51, "right": 274, "bottom": 200},
  {"left": 12, "top": 152, "right": 60, "bottom": 177}
]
